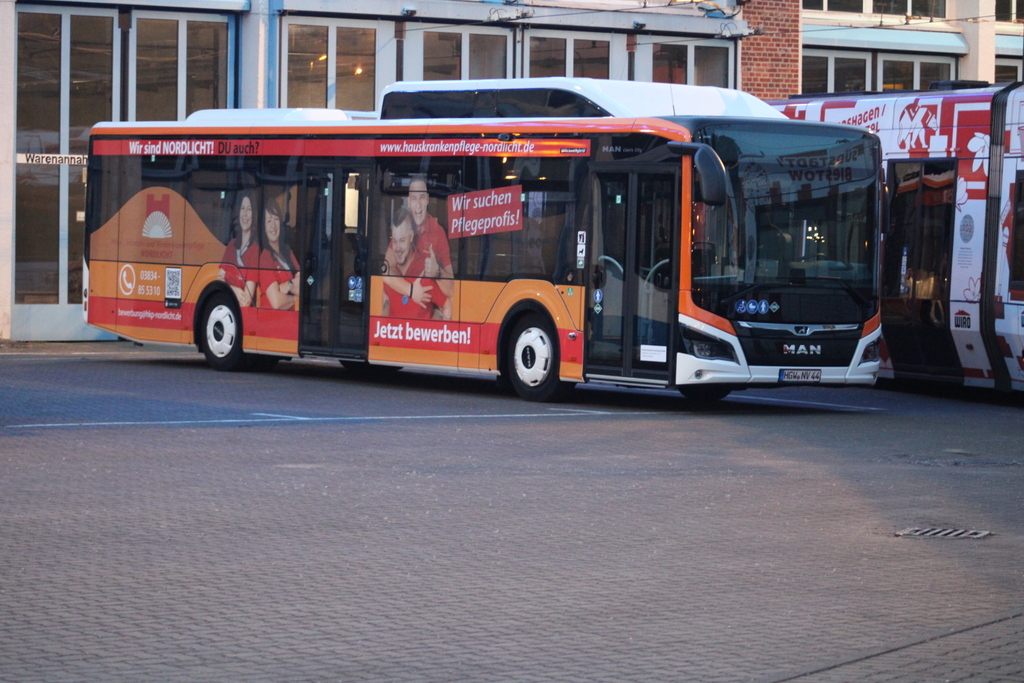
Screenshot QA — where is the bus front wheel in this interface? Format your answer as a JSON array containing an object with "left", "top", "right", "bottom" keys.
[
  {"left": 506, "top": 314, "right": 570, "bottom": 402},
  {"left": 201, "top": 292, "right": 247, "bottom": 371}
]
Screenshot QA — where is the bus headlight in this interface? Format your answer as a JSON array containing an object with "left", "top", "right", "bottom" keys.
[
  {"left": 681, "top": 326, "right": 737, "bottom": 363},
  {"left": 860, "top": 340, "right": 880, "bottom": 364}
]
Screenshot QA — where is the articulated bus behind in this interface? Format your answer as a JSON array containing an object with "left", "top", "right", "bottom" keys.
[
  {"left": 780, "top": 82, "right": 1024, "bottom": 392},
  {"left": 85, "top": 107, "right": 882, "bottom": 402}
]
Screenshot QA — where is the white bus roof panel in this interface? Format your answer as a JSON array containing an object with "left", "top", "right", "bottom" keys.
[{"left": 381, "top": 78, "right": 786, "bottom": 120}]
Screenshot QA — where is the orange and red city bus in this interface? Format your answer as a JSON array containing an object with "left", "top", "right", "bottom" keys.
[{"left": 85, "top": 103, "right": 882, "bottom": 401}]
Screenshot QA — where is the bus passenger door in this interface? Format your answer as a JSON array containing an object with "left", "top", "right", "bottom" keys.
[
  {"left": 299, "top": 163, "right": 371, "bottom": 357},
  {"left": 882, "top": 160, "right": 962, "bottom": 379},
  {"left": 586, "top": 169, "right": 678, "bottom": 384}
]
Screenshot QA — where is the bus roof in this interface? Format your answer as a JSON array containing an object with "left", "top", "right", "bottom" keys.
[{"left": 381, "top": 77, "right": 786, "bottom": 120}]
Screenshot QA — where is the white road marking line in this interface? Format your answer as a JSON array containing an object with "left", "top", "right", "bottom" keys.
[
  {"left": 252, "top": 413, "right": 315, "bottom": 420},
  {"left": 4, "top": 410, "right": 649, "bottom": 430}
]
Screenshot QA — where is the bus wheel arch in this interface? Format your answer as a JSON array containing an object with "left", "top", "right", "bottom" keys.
[{"left": 499, "top": 304, "right": 572, "bottom": 402}]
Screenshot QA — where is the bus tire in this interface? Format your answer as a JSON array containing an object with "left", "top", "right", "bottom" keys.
[
  {"left": 507, "top": 314, "right": 569, "bottom": 402},
  {"left": 679, "top": 385, "right": 731, "bottom": 402},
  {"left": 200, "top": 292, "right": 247, "bottom": 372}
]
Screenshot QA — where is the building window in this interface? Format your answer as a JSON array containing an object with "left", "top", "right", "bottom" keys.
[
  {"left": 873, "top": 0, "right": 945, "bottom": 18},
  {"left": 470, "top": 34, "right": 507, "bottom": 79},
  {"left": 573, "top": 39, "right": 609, "bottom": 79},
  {"left": 70, "top": 16, "right": 114, "bottom": 155},
  {"left": 530, "top": 37, "right": 566, "bottom": 77},
  {"left": 802, "top": 55, "right": 828, "bottom": 94},
  {"left": 996, "top": 61, "right": 1020, "bottom": 82},
  {"left": 134, "top": 13, "right": 232, "bottom": 120},
  {"left": 284, "top": 20, "right": 378, "bottom": 112},
  {"left": 287, "top": 24, "right": 328, "bottom": 107},
  {"left": 802, "top": 51, "right": 869, "bottom": 95},
  {"left": 653, "top": 44, "right": 687, "bottom": 84},
  {"left": 424, "top": 32, "right": 462, "bottom": 80},
  {"left": 996, "top": 0, "right": 1024, "bottom": 20},
  {"left": 136, "top": 19, "right": 178, "bottom": 121},
  {"left": 803, "top": 0, "right": 866, "bottom": 12},
  {"left": 337, "top": 28, "right": 376, "bottom": 111},
  {"left": 880, "top": 55, "right": 952, "bottom": 90},
  {"left": 651, "top": 42, "right": 731, "bottom": 87},
  {"left": 186, "top": 22, "right": 228, "bottom": 116},
  {"left": 695, "top": 46, "right": 728, "bottom": 87}
]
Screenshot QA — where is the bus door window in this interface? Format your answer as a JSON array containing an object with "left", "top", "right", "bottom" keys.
[
  {"left": 633, "top": 174, "right": 676, "bottom": 370},
  {"left": 337, "top": 170, "right": 371, "bottom": 352},
  {"left": 299, "top": 167, "right": 335, "bottom": 349},
  {"left": 588, "top": 173, "right": 628, "bottom": 369},
  {"left": 299, "top": 163, "right": 371, "bottom": 354}
]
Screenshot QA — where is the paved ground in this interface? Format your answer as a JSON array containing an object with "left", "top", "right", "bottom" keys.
[{"left": 1, "top": 341, "right": 1022, "bottom": 682}]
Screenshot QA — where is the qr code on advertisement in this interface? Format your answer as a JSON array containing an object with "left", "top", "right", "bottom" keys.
[{"left": 165, "top": 267, "right": 182, "bottom": 300}]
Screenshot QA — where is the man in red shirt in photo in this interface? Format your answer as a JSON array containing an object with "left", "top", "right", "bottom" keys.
[
  {"left": 382, "top": 209, "right": 451, "bottom": 320},
  {"left": 382, "top": 174, "right": 454, "bottom": 317}
]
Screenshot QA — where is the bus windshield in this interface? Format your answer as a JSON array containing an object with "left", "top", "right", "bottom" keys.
[{"left": 687, "top": 121, "right": 880, "bottom": 324}]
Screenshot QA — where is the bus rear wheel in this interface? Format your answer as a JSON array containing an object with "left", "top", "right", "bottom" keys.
[
  {"left": 507, "top": 314, "right": 570, "bottom": 402},
  {"left": 201, "top": 292, "right": 247, "bottom": 372}
]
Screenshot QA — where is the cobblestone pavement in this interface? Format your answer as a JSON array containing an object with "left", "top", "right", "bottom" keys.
[{"left": 1, "top": 342, "right": 1022, "bottom": 682}]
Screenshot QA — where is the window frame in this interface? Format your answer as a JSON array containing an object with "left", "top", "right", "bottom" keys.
[
  {"left": 129, "top": 9, "right": 235, "bottom": 122},
  {"left": 641, "top": 36, "right": 735, "bottom": 89},
  {"left": 802, "top": 48, "right": 872, "bottom": 94},
  {"left": 877, "top": 52, "right": 956, "bottom": 91},
  {"left": 404, "top": 24, "right": 513, "bottom": 82},
  {"left": 524, "top": 29, "right": 626, "bottom": 81},
  {"left": 279, "top": 16, "right": 384, "bottom": 115}
]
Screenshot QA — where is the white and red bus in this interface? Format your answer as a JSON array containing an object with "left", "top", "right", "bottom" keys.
[
  {"left": 85, "top": 84, "right": 882, "bottom": 402},
  {"left": 780, "top": 83, "right": 1024, "bottom": 392}
]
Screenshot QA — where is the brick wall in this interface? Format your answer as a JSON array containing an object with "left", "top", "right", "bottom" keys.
[{"left": 740, "top": 0, "right": 801, "bottom": 100}]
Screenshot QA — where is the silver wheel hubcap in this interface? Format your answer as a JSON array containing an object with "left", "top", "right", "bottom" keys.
[
  {"left": 206, "top": 304, "right": 237, "bottom": 358},
  {"left": 514, "top": 326, "right": 552, "bottom": 387}
]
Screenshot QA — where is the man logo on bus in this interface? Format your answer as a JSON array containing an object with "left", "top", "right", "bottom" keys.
[
  {"left": 954, "top": 310, "right": 972, "bottom": 329},
  {"left": 783, "top": 344, "right": 821, "bottom": 355},
  {"left": 142, "top": 193, "right": 173, "bottom": 239}
]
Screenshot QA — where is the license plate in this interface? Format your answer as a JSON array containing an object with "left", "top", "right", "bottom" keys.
[{"left": 779, "top": 369, "right": 821, "bottom": 383}]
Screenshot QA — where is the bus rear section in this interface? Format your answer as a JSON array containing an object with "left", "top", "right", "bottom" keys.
[
  {"left": 780, "top": 83, "right": 1024, "bottom": 392},
  {"left": 85, "top": 113, "right": 881, "bottom": 402}
]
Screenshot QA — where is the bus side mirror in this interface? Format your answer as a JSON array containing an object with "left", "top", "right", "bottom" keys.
[{"left": 667, "top": 141, "right": 727, "bottom": 207}]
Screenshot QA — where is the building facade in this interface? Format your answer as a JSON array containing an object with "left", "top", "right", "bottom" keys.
[{"left": 1, "top": 0, "right": 1017, "bottom": 340}]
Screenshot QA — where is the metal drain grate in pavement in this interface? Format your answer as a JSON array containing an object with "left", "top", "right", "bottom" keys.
[{"left": 896, "top": 527, "right": 992, "bottom": 539}]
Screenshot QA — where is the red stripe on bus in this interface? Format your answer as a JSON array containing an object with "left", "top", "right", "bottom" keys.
[{"left": 91, "top": 137, "right": 590, "bottom": 158}]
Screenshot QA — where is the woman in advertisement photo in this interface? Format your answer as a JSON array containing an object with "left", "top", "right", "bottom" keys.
[
  {"left": 218, "top": 189, "right": 260, "bottom": 307},
  {"left": 259, "top": 195, "right": 300, "bottom": 310}
]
